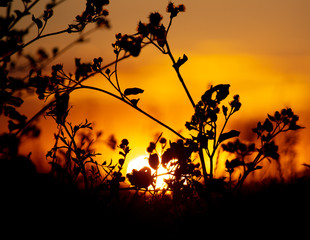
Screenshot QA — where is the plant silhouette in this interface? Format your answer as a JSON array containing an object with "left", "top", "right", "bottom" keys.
[{"left": 0, "top": 0, "right": 308, "bottom": 232}]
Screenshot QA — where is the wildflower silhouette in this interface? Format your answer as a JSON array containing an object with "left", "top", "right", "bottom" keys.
[
  {"left": 110, "top": 2, "right": 304, "bottom": 197},
  {"left": 222, "top": 108, "right": 304, "bottom": 191},
  {"left": 0, "top": 1, "right": 307, "bottom": 231}
]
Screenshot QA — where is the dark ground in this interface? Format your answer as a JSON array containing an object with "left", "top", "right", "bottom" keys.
[{"left": 1, "top": 157, "right": 310, "bottom": 237}]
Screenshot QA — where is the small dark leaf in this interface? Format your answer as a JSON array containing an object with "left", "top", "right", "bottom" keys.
[
  {"left": 263, "top": 118, "right": 273, "bottom": 133},
  {"left": 14, "top": 10, "right": 23, "bottom": 18},
  {"left": 118, "top": 158, "right": 125, "bottom": 166},
  {"left": 43, "top": 9, "right": 53, "bottom": 21},
  {"left": 218, "top": 130, "right": 240, "bottom": 143},
  {"left": 105, "top": 68, "right": 111, "bottom": 75},
  {"left": 108, "top": 159, "right": 115, "bottom": 167},
  {"left": 55, "top": 93, "right": 69, "bottom": 124},
  {"left": 130, "top": 99, "right": 140, "bottom": 106},
  {"left": 149, "top": 153, "right": 159, "bottom": 170},
  {"left": 222, "top": 105, "right": 228, "bottom": 117},
  {"left": 267, "top": 114, "right": 276, "bottom": 122},
  {"left": 215, "top": 84, "right": 230, "bottom": 102},
  {"left": 124, "top": 88, "right": 144, "bottom": 96},
  {"left": 226, "top": 158, "right": 244, "bottom": 170},
  {"left": 8, "top": 120, "right": 22, "bottom": 131},
  {"left": 32, "top": 15, "right": 43, "bottom": 29},
  {"left": 7, "top": 96, "right": 24, "bottom": 107},
  {"left": 274, "top": 111, "right": 281, "bottom": 121},
  {"left": 289, "top": 122, "right": 304, "bottom": 131},
  {"left": 3, "top": 106, "right": 26, "bottom": 122},
  {"left": 146, "top": 142, "right": 156, "bottom": 153},
  {"left": 174, "top": 54, "right": 188, "bottom": 68},
  {"left": 161, "top": 148, "right": 174, "bottom": 167},
  {"left": 262, "top": 141, "right": 279, "bottom": 160}
]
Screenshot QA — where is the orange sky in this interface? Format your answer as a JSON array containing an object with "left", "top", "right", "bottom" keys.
[{"left": 6, "top": 0, "right": 310, "bottom": 176}]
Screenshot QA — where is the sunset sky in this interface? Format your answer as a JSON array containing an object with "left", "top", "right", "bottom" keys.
[{"left": 7, "top": 0, "right": 310, "bottom": 175}]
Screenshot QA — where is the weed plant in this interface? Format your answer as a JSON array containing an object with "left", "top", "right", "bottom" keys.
[{"left": 0, "top": 0, "right": 307, "bottom": 232}]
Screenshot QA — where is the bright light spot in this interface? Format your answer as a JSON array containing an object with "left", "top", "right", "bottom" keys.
[
  {"left": 126, "top": 155, "right": 171, "bottom": 190},
  {"left": 155, "top": 165, "right": 169, "bottom": 189}
]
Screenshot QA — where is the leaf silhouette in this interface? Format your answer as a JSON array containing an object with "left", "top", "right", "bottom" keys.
[
  {"left": 149, "top": 153, "right": 159, "bottom": 170},
  {"left": 124, "top": 88, "right": 144, "bottom": 96},
  {"left": 218, "top": 130, "right": 240, "bottom": 143},
  {"left": 130, "top": 98, "right": 140, "bottom": 106},
  {"left": 263, "top": 118, "right": 273, "bottom": 132},
  {"left": 32, "top": 15, "right": 43, "bottom": 29},
  {"left": 267, "top": 113, "right": 276, "bottom": 122},
  {"left": 174, "top": 54, "right": 188, "bottom": 68}
]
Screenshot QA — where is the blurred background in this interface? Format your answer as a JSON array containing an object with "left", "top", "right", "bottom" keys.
[{"left": 2, "top": 0, "right": 310, "bottom": 180}]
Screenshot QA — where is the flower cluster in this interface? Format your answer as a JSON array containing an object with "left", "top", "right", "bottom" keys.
[
  {"left": 46, "top": 92, "right": 69, "bottom": 124},
  {"left": 223, "top": 107, "right": 304, "bottom": 190},
  {"left": 167, "top": 2, "right": 186, "bottom": 18},
  {"left": 127, "top": 167, "right": 153, "bottom": 189},
  {"left": 229, "top": 94, "right": 241, "bottom": 114},
  {"left": 137, "top": 12, "right": 166, "bottom": 47},
  {"left": 75, "top": 58, "right": 93, "bottom": 81},
  {"left": 161, "top": 140, "right": 197, "bottom": 168},
  {"left": 253, "top": 108, "right": 303, "bottom": 142},
  {"left": 92, "top": 57, "right": 103, "bottom": 71},
  {"left": 185, "top": 84, "right": 241, "bottom": 131},
  {"left": 112, "top": 33, "right": 143, "bottom": 57},
  {"left": 28, "top": 64, "right": 64, "bottom": 100},
  {"left": 222, "top": 139, "right": 255, "bottom": 157},
  {"left": 261, "top": 140, "right": 279, "bottom": 161},
  {"left": 119, "top": 138, "right": 130, "bottom": 166},
  {"left": 113, "top": 2, "right": 186, "bottom": 57},
  {"left": 223, "top": 139, "right": 256, "bottom": 174},
  {"left": 71, "top": 0, "right": 109, "bottom": 31}
]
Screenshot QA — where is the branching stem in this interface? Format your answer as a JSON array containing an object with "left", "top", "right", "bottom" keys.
[{"left": 76, "top": 85, "right": 185, "bottom": 140}]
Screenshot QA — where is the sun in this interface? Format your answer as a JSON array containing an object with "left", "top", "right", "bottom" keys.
[{"left": 126, "top": 155, "right": 169, "bottom": 189}]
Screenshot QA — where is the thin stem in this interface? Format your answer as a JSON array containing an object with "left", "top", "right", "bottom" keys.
[
  {"left": 234, "top": 151, "right": 263, "bottom": 192},
  {"left": 24, "top": 0, "right": 67, "bottom": 32},
  {"left": 199, "top": 148, "right": 209, "bottom": 185},
  {"left": 77, "top": 85, "right": 185, "bottom": 140},
  {"left": 3, "top": 29, "right": 70, "bottom": 60},
  {"left": 37, "top": 29, "right": 93, "bottom": 69},
  {"left": 146, "top": 37, "right": 166, "bottom": 54},
  {"left": 114, "top": 53, "right": 122, "bottom": 94},
  {"left": 16, "top": 54, "right": 131, "bottom": 137},
  {"left": 166, "top": 17, "right": 173, "bottom": 34},
  {"left": 165, "top": 42, "right": 195, "bottom": 109},
  {"left": 7, "top": 0, "right": 40, "bottom": 31},
  {"left": 62, "top": 122, "right": 89, "bottom": 189},
  {"left": 215, "top": 109, "right": 233, "bottom": 150},
  {"left": 209, "top": 109, "right": 234, "bottom": 178},
  {"left": 22, "top": 29, "right": 69, "bottom": 50},
  {"left": 199, "top": 123, "right": 209, "bottom": 185},
  {"left": 98, "top": 68, "right": 119, "bottom": 94}
]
